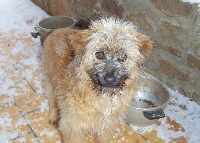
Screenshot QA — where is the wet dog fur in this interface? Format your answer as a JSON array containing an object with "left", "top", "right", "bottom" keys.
[{"left": 43, "top": 18, "right": 153, "bottom": 143}]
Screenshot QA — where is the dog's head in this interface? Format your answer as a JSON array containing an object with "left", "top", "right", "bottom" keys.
[{"left": 71, "top": 18, "right": 153, "bottom": 89}]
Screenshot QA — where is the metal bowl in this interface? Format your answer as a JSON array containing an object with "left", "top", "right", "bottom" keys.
[
  {"left": 126, "top": 76, "right": 170, "bottom": 126},
  {"left": 31, "top": 16, "right": 77, "bottom": 44}
]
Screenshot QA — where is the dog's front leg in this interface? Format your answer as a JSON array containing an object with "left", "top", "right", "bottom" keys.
[
  {"left": 61, "top": 132, "right": 85, "bottom": 143},
  {"left": 48, "top": 93, "right": 59, "bottom": 125},
  {"left": 45, "top": 81, "right": 59, "bottom": 125},
  {"left": 59, "top": 124, "right": 86, "bottom": 143},
  {"left": 94, "top": 130, "right": 114, "bottom": 143}
]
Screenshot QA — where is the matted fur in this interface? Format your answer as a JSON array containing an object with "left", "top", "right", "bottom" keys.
[{"left": 43, "top": 18, "right": 153, "bottom": 143}]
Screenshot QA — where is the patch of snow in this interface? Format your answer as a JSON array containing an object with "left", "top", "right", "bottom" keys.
[
  {"left": 17, "top": 137, "right": 26, "bottom": 143},
  {"left": 181, "top": 0, "right": 200, "bottom": 12},
  {"left": 0, "top": 116, "right": 12, "bottom": 127},
  {"left": 0, "top": 130, "right": 13, "bottom": 143},
  {"left": 0, "top": 105, "right": 30, "bottom": 141},
  {"left": 181, "top": 0, "right": 200, "bottom": 3},
  {"left": 0, "top": 79, "right": 15, "bottom": 96},
  {"left": 40, "top": 128, "right": 57, "bottom": 137},
  {"left": 40, "top": 99, "right": 49, "bottom": 112},
  {"left": 15, "top": 118, "right": 28, "bottom": 128},
  {"left": 0, "top": 0, "right": 49, "bottom": 142},
  {"left": 0, "top": 0, "right": 49, "bottom": 32}
]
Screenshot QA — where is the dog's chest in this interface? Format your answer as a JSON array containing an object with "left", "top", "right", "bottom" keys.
[{"left": 83, "top": 97, "right": 123, "bottom": 120}]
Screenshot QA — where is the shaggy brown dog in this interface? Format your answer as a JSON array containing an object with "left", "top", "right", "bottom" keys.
[{"left": 43, "top": 17, "right": 152, "bottom": 143}]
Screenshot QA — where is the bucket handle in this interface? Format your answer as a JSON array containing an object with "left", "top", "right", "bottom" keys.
[
  {"left": 31, "top": 32, "right": 40, "bottom": 38},
  {"left": 31, "top": 26, "right": 40, "bottom": 38},
  {"left": 73, "top": 18, "right": 78, "bottom": 24},
  {"left": 34, "top": 26, "right": 40, "bottom": 31},
  {"left": 143, "top": 108, "right": 165, "bottom": 120}
]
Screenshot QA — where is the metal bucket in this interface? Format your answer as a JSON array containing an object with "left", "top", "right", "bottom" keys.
[
  {"left": 126, "top": 76, "right": 170, "bottom": 126},
  {"left": 31, "top": 16, "right": 77, "bottom": 44}
]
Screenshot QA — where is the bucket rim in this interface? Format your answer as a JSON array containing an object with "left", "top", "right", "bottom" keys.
[{"left": 36, "top": 16, "right": 77, "bottom": 31}]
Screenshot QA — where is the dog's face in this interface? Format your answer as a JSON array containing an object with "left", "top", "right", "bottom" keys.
[
  {"left": 72, "top": 18, "right": 152, "bottom": 89},
  {"left": 90, "top": 46, "right": 129, "bottom": 88},
  {"left": 84, "top": 43, "right": 141, "bottom": 88}
]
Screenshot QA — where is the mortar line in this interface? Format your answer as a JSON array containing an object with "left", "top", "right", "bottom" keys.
[
  {"left": 135, "top": 129, "right": 151, "bottom": 143},
  {"left": 23, "top": 78, "right": 37, "bottom": 93},
  {"left": 14, "top": 102, "right": 41, "bottom": 143},
  {"left": 13, "top": 63, "right": 37, "bottom": 94}
]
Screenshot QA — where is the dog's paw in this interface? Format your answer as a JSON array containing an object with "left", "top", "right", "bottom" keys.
[{"left": 48, "top": 111, "right": 59, "bottom": 126}]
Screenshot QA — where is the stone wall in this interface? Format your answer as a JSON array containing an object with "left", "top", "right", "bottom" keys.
[{"left": 32, "top": 0, "right": 200, "bottom": 103}]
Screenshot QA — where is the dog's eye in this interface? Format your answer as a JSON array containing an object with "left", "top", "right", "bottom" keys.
[
  {"left": 118, "top": 54, "right": 127, "bottom": 62},
  {"left": 95, "top": 51, "right": 105, "bottom": 60}
]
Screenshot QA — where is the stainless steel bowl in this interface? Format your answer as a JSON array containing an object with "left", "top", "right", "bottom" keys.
[
  {"left": 126, "top": 76, "right": 170, "bottom": 126},
  {"left": 31, "top": 16, "right": 77, "bottom": 44}
]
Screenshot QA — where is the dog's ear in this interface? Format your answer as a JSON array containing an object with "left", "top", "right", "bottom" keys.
[
  {"left": 137, "top": 34, "right": 153, "bottom": 56},
  {"left": 70, "top": 30, "right": 91, "bottom": 54}
]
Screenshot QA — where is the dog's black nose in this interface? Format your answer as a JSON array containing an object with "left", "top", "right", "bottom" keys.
[{"left": 104, "top": 74, "right": 116, "bottom": 83}]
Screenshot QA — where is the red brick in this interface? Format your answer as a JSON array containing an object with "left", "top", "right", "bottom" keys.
[
  {"left": 187, "top": 53, "right": 200, "bottom": 70},
  {"left": 102, "top": 0, "right": 124, "bottom": 17},
  {"left": 81, "top": 0, "right": 98, "bottom": 7},
  {"left": 125, "top": 12, "right": 155, "bottom": 31},
  {"left": 154, "top": 40, "right": 182, "bottom": 57},
  {"left": 48, "top": 0, "right": 74, "bottom": 16},
  {"left": 76, "top": 2, "right": 91, "bottom": 17},
  {"left": 150, "top": 0, "right": 194, "bottom": 17},
  {"left": 160, "top": 22, "right": 188, "bottom": 46},
  {"left": 160, "top": 59, "right": 190, "bottom": 81},
  {"left": 31, "top": 0, "right": 49, "bottom": 12}
]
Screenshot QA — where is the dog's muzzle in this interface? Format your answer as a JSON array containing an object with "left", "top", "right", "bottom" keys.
[
  {"left": 89, "top": 61, "right": 128, "bottom": 88},
  {"left": 102, "top": 73, "right": 119, "bottom": 87},
  {"left": 94, "top": 71, "right": 127, "bottom": 88}
]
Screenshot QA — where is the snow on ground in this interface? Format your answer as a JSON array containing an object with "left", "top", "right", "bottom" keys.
[
  {"left": 0, "top": 0, "right": 48, "bottom": 99},
  {"left": 0, "top": 0, "right": 49, "bottom": 32},
  {"left": 0, "top": 0, "right": 49, "bottom": 142},
  {"left": 181, "top": 0, "right": 200, "bottom": 11},
  {"left": 181, "top": 0, "right": 200, "bottom": 3},
  {"left": 0, "top": 0, "right": 200, "bottom": 142}
]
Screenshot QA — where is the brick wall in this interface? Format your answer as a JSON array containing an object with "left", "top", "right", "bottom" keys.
[{"left": 32, "top": 0, "right": 200, "bottom": 104}]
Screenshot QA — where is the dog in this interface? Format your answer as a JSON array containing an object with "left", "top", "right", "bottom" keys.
[{"left": 42, "top": 17, "right": 153, "bottom": 143}]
